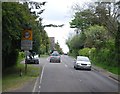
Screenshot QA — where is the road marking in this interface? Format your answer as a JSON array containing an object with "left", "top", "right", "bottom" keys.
[
  {"left": 71, "top": 70, "right": 73, "bottom": 73},
  {"left": 38, "top": 90, "right": 40, "bottom": 94},
  {"left": 65, "top": 64, "right": 68, "bottom": 67},
  {"left": 33, "top": 63, "right": 46, "bottom": 93},
  {"left": 39, "top": 63, "right": 46, "bottom": 92},
  {"left": 32, "top": 77, "right": 39, "bottom": 93},
  {"left": 46, "top": 57, "right": 49, "bottom": 61}
]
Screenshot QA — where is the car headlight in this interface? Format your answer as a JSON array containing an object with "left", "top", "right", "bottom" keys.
[{"left": 76, "top": 63, "right": 80, "bottom": 65}]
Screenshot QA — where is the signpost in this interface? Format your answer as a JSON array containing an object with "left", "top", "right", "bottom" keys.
[
  {"left": 21, "top": 29, "right": 32, "bottom": 74},
  {"left": 21, "top": 29, "right": 32, "bottom": 50}
]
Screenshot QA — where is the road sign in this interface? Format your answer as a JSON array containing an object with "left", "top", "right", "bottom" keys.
[
  {"left": 21, "top": 29, "right": 32, "bottom": 50},
  {"left": 22, "top": 29, "right": 32, "bottom": 40},
  {"left": 21, "top": 40, "right": 32, "bottom": 50}
]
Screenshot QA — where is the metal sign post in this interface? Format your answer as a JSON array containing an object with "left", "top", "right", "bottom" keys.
[
  {"left": 25, "top": 51, "right": 27, "bottom": 74},
  {"left": 21, "top": 29, "right": 32, "bottom": 74}
]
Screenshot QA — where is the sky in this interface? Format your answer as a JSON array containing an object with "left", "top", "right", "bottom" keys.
[{"left": 34, "top": 0, "right": 93, "bottom": 53}]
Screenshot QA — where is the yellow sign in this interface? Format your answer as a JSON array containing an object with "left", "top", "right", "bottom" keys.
[{"left": 22, "top": 29, "right": 32, "bottom": 40}]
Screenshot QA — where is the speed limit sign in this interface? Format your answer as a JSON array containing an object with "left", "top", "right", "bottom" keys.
[
  {"left": 21, "top": 29, "right": 32, "bottom": 50},
  {"left": 22, "top": 29, "right": 32, "bottom": 40}
]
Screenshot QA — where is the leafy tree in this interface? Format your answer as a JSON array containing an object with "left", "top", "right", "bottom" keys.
[
  {"left": 66, "top": 32, "right": 85, "bottom": 57},
  {"left": 55, "top": 41, "right": 63, "bottom": 54},
  {"left": 67, "top": 0, "right": 119, "bottom": 67},
  {"left": 70, "top": 9, "right": 98, "bottom": 32},
  {"left": 2, "top": 2, "right": 29, "bottom": 68},
  {"left": 2, "top": 2, "right": 50, "bottom": 69},
  {"left": 84, "top": 25, "right": 108, "bottom": 49}
]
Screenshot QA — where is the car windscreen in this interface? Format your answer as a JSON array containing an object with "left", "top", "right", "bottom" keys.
[{"left": 77, "top": 57, "right": 89, "bottom": 62}]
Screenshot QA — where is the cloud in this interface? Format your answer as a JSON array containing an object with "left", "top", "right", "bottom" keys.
[{"left": 33, "top": 0, "right": 93, "bottom": 53}]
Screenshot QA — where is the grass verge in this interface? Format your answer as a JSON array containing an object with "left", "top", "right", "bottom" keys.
[
  {"left": 2, "top": 52, "right": 42, "bottom": 92},
  {"left": 40, "top": 54, "right": 49, "bottom": 58},
  {"left": 92, "top": 62, "right": 120, "bottom": 75}
]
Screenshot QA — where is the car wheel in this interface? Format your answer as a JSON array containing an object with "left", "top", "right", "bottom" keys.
[
  {"left": 74, "top": 66, "right": 76, "bottom": 69},
  {"left": 36, "top": 61, "right": 39, "bottom": 64},
  {"left": 88, "top": 68, "right": 91, "bottom": 71},
  {"left": 59, "top": 60, "right": 61, "bottom": 63}
]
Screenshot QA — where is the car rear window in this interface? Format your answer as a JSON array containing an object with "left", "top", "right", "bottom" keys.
[{"left": 51, "top": 53, "right": 59, "bottom": 56}]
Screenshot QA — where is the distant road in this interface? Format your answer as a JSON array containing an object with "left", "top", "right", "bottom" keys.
[{"left": 34, "top": 55, "right": 119, "bottom": 93}]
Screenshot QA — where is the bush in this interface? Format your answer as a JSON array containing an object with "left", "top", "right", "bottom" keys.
[
  {"left": 90, "top": 48, "right": 117, "bottom": 67},
  {"left": 19, "top": 52, "right": 25, "bottom": 58},
  {"left": 2, "top": 49, "right": 19, "bottom": 71},
  {"left": 78, "top": 48, "right": 91, "bottom": 57}
]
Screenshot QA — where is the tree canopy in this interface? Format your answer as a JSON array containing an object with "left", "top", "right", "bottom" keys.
[
  {"left": 66, "top": 1, "right": 119, "bottom": 66},
  {"left": 2, "top": 2, "right": 50, "bottom": 69}
]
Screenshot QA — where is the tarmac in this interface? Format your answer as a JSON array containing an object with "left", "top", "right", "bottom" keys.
[
  {"left": 4, "top": 60, "right": 119, "bottom": 93},
  {"left": 92, "top": 65, "right": 119, "bottom": 82}
]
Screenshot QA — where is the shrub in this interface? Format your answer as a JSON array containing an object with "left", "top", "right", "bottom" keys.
[{"left": 78, "top": 48, "right": 91, "bottom": 57}]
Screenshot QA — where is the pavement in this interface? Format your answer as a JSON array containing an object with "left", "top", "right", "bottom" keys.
[{"left": 92, "top": 65, "right": 119, "bottom": 82}]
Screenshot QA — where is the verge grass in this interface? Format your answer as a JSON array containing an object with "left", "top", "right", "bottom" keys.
[
  {"left": 93, "top": 62, "right": 120, "bottom": 75},
  {"left": 40, "top": 54, "right": 49, "bottom": 58},
  {"left": 2, "top": 54, "right": 42, "bottom": 92}
]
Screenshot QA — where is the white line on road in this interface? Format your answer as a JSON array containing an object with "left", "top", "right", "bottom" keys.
[
  {"left": 64, "top": 63, "right": 74, "bottom": 73},
  {"left": 32, "top": 77, "right": 39, "bottom": 93},
  {"left": 46, "top": 57, "right": 49, "bottom": 61},
  {"left": 32, "top": 63, "right": 46, "bottom": 94},
  {"left": 39, "top": 63, "right": 46, "bottom": 92},
  {"left": 65, "top": 64, "right": 68, "bottom": 67}
]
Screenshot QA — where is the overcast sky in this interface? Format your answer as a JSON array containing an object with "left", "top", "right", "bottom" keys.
[{"left": 34, "top": 0, "right": 93, "bottom": 53}]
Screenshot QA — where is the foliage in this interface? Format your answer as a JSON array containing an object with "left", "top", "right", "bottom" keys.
[
  {"left": 44, "top": 24, "right": 64, "bottom": 28},
  {"left": 2, "top": 2, "right": 50, "bottom": 69},
  {"left": 66, "top": 32, "right": 85, "bottom": 57},
  {"left": 78, "top": 48, "right": 91, "bottom": 57},
  {"left": 85, "top": 25, "right": 108, "bottom": 49},
  {"left": 3, "top": 63, "right": 42, "bottom": 92},
  {"left": 67, "top": 1, "right": 119, "bottom": 71},
  {"left": 70, "top": 9, "right": 98, "bottom": 31},
  {"left": 55, "top": 41, "right": 63, "bottom": 54}
]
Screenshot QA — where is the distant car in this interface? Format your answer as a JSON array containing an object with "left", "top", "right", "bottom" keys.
[
  {"left": 25, "top": 55, "right": 39, "bottom": 64},
  {"left": 52, "top": 51, "right": 59, "bottom": 54},
  {"left": 74, "top": 56, "right": 91, "bottom": 70},
  {"left": 64, "top": 53, "right": 68, "bottom": 55},
  {"left": 50, "top": 53, "right": 61, "bottom": 63}
]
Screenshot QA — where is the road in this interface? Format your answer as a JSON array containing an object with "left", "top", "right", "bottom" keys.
[{"left": 33, "top": 55, "right": 119, "bottom": 93}]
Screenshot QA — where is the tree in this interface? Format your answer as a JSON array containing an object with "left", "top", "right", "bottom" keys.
[
  {"left": 95, "top": 0, "right": 120, "bottom": 65},
  {"left": 55, "top": 41, "right": 63, "bottom": 54},
  {"left": 2, "top": 2, "right": 29, "bottom": 68},
  {"left": 66, "top": 32, "right": 85, "bottom": 57},
  {"left": 70, "top": 8, "right": 99, "bottom": 32},
  {"left": 68, "top": 0, "right": 119, "bottom": 66},
  {"left": 2, "top": 2, "right": 50, "bottom": 69},
  {"left": 85, "top": 25, "right": 108, "bottom": 49}
]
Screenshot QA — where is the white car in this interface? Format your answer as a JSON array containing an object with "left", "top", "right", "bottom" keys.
[{"left": 74, "top": 56, "right": 91, "bottom": 70}]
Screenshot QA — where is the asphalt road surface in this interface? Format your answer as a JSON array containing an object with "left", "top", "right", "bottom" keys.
[{"left": 33, "top": 55, "right": 119, "bottom": 93}]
